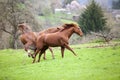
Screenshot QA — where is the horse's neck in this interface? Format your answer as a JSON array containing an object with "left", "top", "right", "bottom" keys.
[
  {"left": 22, "top": 30, "right": 31, "bottom": 34},
  {"left": 62, "top": 28, "right": 74, "bottom": 39},
  {"left": 33, "top": 32, "right": 38, "bottom": 37}
]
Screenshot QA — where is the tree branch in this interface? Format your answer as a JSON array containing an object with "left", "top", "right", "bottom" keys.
[
  {"left": 0, "top": 28, "right": 12, "bottom": 35},
  {"left": 90, "top": 31, "right": 114, "bottom": 43}
]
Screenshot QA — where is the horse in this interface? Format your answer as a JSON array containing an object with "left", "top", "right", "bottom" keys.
[
  {"left": 32, "top": 23, "right": 83, "bottom": 63},
  {"left": 18, "top": 23, "right": 36, "bottom": 56},
  {"left": 18, "top": 23, "right": 64, "bottom": 59}
]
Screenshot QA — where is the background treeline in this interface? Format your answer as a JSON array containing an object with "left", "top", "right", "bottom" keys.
[{"left": 0, "top": 0, "right": 120, "bottom": 49}]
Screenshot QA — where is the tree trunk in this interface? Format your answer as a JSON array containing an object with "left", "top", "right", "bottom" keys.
[{"left": 10, "top": 32, "right": 18, "bottom": 49}]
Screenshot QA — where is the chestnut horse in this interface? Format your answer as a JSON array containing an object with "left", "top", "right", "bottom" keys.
[
  {"left": 18, "top": 23, "right": 63, "bottom": 59},
  {"left": 32, "top": 23, "right": 83, "bottom": 63}
]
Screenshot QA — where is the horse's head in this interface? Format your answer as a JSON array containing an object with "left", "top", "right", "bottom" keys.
[
  {"left": 73, "top": 23, "right": 83, "bottom": 37},
  {"left": 18, "top": 23, "right": 31, "bottom": 33},
  {"left": 63, "top": 23, "right": 83, "bottom": 37}
]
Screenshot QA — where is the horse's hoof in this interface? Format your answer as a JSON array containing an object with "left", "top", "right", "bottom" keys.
[
  {"left": 28, "top": 54, "right": 31, "bottom": 57},
  {"left": 32, "top": 61, "right": 35, "bottom": 63},
  {"left": 43, "top": 57, "right": 46, "bottom": 60},
  {"left": 52, "top": 57, "right": 55, "bottom": 59},
  {"left": 37, "top": 60, "right": 40, "bottom": 62},
  {"left": 32, "top": 55, "right": 35, "bottom": 58},
  {"left": 28, "top": 53, "right": 32, "bottom": 57}
]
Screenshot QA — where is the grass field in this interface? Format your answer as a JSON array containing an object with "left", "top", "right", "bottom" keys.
[{"left": 0, "top": 42, "right": 120, "bottom": 80}]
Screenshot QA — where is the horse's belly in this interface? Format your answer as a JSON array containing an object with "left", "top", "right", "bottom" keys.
[
  {"left": 49, "top": 44, "right": 60, "bottom": 47},
  {"left": 45, "top": 40, "right": 61, "bottom": 47}
]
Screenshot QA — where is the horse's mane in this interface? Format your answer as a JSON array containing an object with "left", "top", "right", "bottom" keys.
[
  {"left": 39, "top": 26, "right": 64, "bottom": 34},
  {"left": 60, "top": 23, "right": 78, "bottom": 32},
  {"left": 39, "top": 27, "right": 57, "bottom": 34}
]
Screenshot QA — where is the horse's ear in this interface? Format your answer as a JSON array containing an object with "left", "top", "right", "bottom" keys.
[
  {"left": 62, "top": 23, "right": 76, "bottom": 28},
  {"left": 18, "top": 24, "right": 24, "bottom": 30},
  {"left": 18, "top": 24, "right": 21, "bottom": 28},
  {"left": 62, "top": 24, "right": 67, "bottom": 27},
  {"left": 62, "top": 24, "right": 70, "bottom": 27},
  {"left": 57, "top": 27, "right": 60, "bottom": 30}
]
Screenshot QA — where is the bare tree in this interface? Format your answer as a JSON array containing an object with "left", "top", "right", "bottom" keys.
[
  {"left": 0, "top": 0, "right": 42, "bottom": 49},
  {"left": 0, "top": 0, "right": 24, "bottom": 49},
  {"left": 91, "top": 30, "right": 114, "bottom": 43}
]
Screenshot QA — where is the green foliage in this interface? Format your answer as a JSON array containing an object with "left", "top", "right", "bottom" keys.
[
  {"left": 91, "top": 39, "right": 104, "bottom": 43},
  {"left": 17, "top": 3, "right": 25, "bottom": 10},
  {"left": 78, "top": 0, "right": 106, "bottom": 34},
  {"left": 38, "top": 12, "right": 76, "bottom": 26},
  {"left": 0, "top": 43, "right": 120, "bottom": 80}
]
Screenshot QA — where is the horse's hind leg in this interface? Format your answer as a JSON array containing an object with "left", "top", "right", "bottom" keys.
[
  {"left": 49, "top": 47, "right": 55, "bottom": 59},
  {"left": 64, "top": 43, "right": 77, "bottom": 56},
  {"left": 43, "top": 47, "right": 55, "bottom": 60},
  {"left": 61, "top": 47, "right": 65, "bottom": 58},
  {"left": 43, "top": 52, "right": 46, "bottom": 60}
]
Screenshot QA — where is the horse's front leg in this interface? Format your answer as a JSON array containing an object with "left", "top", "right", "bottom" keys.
[
  {"left": 61, "top": 46, "right": 65, "bottom": 58},
  {"left": 32, "top": 49, "right": 39, "bottom": 63},
  {"left": 31, "top": 48, "right": 37, "bottom": 59},
  {"left": 64, "top": 43, "right": 77, "bottom": 56},
  {"left": 38, "top": 46, "right": 48, "bottom": 62},
  {"left": 24, "top": 42, "right": 33, "bottom": 57},
  {"left": 38, "top": 50, "right": 44, "bottom": 62},
  {"left": 43, "top": 52, "right": 46, "bottom": 60}
]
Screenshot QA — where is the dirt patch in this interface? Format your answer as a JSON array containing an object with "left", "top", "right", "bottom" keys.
[{"left": 86, "top": 43, "right": 120, "bottom": 48}]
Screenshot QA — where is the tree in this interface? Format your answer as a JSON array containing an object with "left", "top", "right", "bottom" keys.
[
  {"left": 63, "top": 0, "right": 73, "bottom": 7},
  {"left": 78, "top": 0, "right": 106, "bottom": 34},
  {"left": 0, "top": 0, "right": 42, "bottom": 49},
  {"left": 112, "top": 0, "right": 120, "bottom": 9},
  {"left": 0, "top": 0, "right": 23, "bottom": 49}
]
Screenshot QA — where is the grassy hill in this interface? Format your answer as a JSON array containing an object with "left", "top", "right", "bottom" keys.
[{"left": 0, "top": 42, "right": 120, "bottom": 80}]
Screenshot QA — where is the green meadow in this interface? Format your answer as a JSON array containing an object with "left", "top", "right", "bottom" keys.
[{"left": 0, "top": 42, "right": 120, "bottom": 80}]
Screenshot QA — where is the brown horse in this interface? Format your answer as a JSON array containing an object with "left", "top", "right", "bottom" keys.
[
  {"left": 38, "top": 26, "right": 64, "bottom": 59},
  {"left": 18, "top": 23, "right": 63, "bottom": 59},
  {"left": 32, "top": 23, "right": 83, "bottom": 63},
  {"left": 18, "top": 23, "right": 36, "bottom": 54}
]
